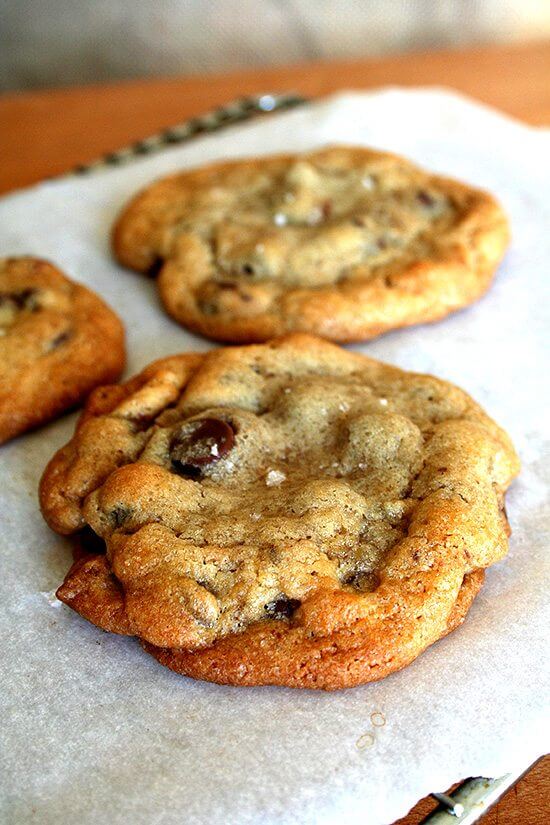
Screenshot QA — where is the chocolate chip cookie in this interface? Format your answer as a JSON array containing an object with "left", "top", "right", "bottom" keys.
[
  {"left": 0, "top": 257, "right": 125, "bottom": 444},
  {"left": 40, "top": 335, "right": 518, "bottom": 689},
  {"left": 113, "top": 146, "right": 509, "bottom": 343}
]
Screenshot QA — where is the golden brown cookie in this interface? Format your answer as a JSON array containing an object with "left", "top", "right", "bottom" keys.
[
  {"left": 0, "top": 257, "right": 125, "bottom": 444},
  {"left": 40, "top": 335, "right": 518, "bottom": 689},
  {"left": 112, "top": 146, "right": 509, "bottom": 343}
]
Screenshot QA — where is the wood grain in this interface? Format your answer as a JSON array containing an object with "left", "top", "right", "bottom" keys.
[
  {"left": 0, "top": 38, "right": 548, "bottom": 823},
  {"left": 0, "top": 40, "right": 549, "bottom": 194}
]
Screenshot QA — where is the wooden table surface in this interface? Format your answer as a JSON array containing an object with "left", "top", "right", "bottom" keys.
[
  {"left": 1, "top": 39, "right": 548, "bottom": 824},
  {"left": 1, "top": 39, "right": 550, "bottom": 194}
]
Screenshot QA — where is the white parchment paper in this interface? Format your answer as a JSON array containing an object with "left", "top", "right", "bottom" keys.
[{"left": 0, "top": 90, "right": 548, "bottom": 825}]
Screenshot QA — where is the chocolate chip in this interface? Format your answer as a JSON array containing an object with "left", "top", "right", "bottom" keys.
[
  {"left": 111, "top": 505, "right": 131, "bottom": 528},
  {"left": 242, "top": 264, "right": 254, "bottom": 275},
  {"left": 196, "top": 578, "right": 216, "bottom": 594},
  {"left": 322, "top": 200, "right": 332, "bottom": 219},
  {"left": 48, "top": 331, "right": 71, "bottom": 351},
  {"left": 170, "top": 417, "right": 235, "bottom": 476},
  {"left": 344, "top": 571, "right": 380, "bottom": 592},
  {"left": 0, "top": 288, "right": 39, "bottom": 310},
  {"left": 197, "top": 283, "right": 225, "bottom": 315},
  {"left": 218, "top": 281, "right": 254, "bottom": 303},
  {"left": 146, "top": 257, "right": 164, "bottom": 278},
  {"left": 417, "top": 190, "right": 435, "bottom": 208},
  {"left": 16, "top": 288, "right": 39, "bottom": 309},
  {"left": 197, "top": 299, "right": 219, "bottom": 315},
  {"left": 174, "top": 463, "right": 202, "bottom": 479},
  {"left": 264, "top": 596, "right": 301, "bottom": 620}
]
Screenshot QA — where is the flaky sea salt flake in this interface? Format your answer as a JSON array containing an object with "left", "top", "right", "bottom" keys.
[{"left": 265, "top": 469, "right": 286, "bottom": 486}]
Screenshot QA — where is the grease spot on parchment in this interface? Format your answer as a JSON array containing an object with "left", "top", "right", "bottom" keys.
[{"left": 355, "top": 732, "right": 375, "bottom": 751}]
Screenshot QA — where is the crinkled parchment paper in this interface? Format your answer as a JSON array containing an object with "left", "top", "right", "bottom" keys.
[{"left": 0, "top": 90, "right": 548, "bottom": 825}]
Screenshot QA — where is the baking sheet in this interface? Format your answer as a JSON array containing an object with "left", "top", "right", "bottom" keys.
[{"left": 0, "top": 89, "right": 548, "bottom": 825}]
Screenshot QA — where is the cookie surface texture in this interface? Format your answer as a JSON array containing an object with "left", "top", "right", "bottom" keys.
[
  {"left": 113, "top": 146, "right": 509, "bottom": 342},
  {"left": 40, "top": 335, "right": 519, "bottom": 689},
  {"left": 0, "top": 257, "right": 125, "bottom": 444}
]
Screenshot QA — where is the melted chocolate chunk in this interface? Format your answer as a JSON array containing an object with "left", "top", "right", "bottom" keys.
[
  {"left": 264, "top": 596, "right": 301, "bottom": 620},
  {"left": 417, "top": 190, "right": 436, "bottom": 208},
  {"left": 48, "top": 331, "right": 71, "bottom": 351},
  {"left": 197, "top": 280, "right": 256, "bottom": 315},
  {"left": 175, "top": 463, "right": 202, "bottom": 479},
  {"left": 0, "top": 288, "right": 39, "bottom": 311},
  {"left": 344, "top": 570, "right": 380, "bottom": 592},
  {"left": 197, "top": 298, "right": 219, "bottom": 316},
  {"left": 127, "top": 411, "right": 157, "bottom": 432},
  {"left": 170, "top": 417, "right": 235, "bottom": 475},
  {"left": 110, "top": 505, "right": 132, "bottom": 528},
  {"left": 146, "top": 257, "right": 164, "bottom": 278},
  {"left": 220, "top": 281, "right": 254, "bottom": 302}
]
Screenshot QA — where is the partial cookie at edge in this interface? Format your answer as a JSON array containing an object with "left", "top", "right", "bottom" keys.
[{"left": 0, "top": 257, "right": 125, "bottom": 443}]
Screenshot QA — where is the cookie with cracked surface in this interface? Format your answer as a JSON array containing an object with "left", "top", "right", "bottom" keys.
[
  {"left": 0, "top": 257, "right": 125, "bottom": 444},
  {"left": 112, "top": 146, "right": 509, "bottom": 343},
  {"left": 40, "top": 334, "right": 519, "bottom": 690}
]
